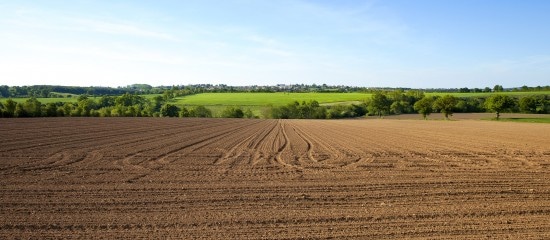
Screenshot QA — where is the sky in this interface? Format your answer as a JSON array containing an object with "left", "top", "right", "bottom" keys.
[{"left": 1, "top": 0, "right": 549, "bottom": 88}]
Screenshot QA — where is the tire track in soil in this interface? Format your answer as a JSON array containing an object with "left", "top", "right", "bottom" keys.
[
  {"left": 150, "top": 119, "right": 267, "bottom": 169},
  {"left": 214, "top": 120, "right": 277, "bottom": 167},
  {"left": 112, "top": 119, "right": 253, "bottom": 170},
  {"left": 273, "top": 120, "right": 303, "bottom": 170}
]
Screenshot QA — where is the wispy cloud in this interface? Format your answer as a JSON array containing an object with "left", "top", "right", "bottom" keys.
[
  {"left": 71, "top": 18, "right": 178, "bottom": 41},
  {"left": 4, "top": 6, "right": 178, "bottom": 41}
]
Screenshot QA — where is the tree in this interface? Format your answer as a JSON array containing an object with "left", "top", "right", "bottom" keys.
[
  {"left": 493, "top": 85, "right": 504, "bottom": 92},
  {"left": 221, "top": 106, "right": 244, "bottom": 118},
  {"left": 0, "top": 85, "right": 9, "bottom": 98},
  {"left": 179, "top": 106, "right": 190, "bottom": 117},
  {"left": 243, "top": 108, "right": 255, "bottom": 118},
  {"left": 433, "top": 95, "right": 457, "bottom": 120},
  {"left": 14, "top": 103, "right": 28, "bottom": 117},
  {"left": 23, "top": 97, "right": 42, "bottom": 117},
  {"left": 413, "top": 97, "right": 433, "bottom": 120},
  {"left": 368, "top": 91, "right": 391, "bottom": 117},
  {"left": 189, "top": 105, "right": 212, "bottom": 118},
  {"left": 486, "top": 94, "right": 515, "bottom": 120},
  {"left": 98, "top": 96, "right": 116, "bottom": 108},
  {"left": 2, "top": 99, "right": 17, "bottom": 117},
  {"left": 77, "top": 98, "right": 96, "bottom": 117},
  {"left": 45, "top": 103, "right": 59, "bottom": 117},
  {"left": 160, "top": 104, "right": 180, "bottom": 117},
  {"left": 519, "top": 96, "right": 537, "bottom": 113},
  {"left": 151, "top": 95, "right": 165, "bottom": 112}
]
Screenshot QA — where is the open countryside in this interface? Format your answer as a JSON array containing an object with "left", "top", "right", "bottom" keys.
[
  {"left": 3, "top": 0, "right": 550, "bottom": 238},
  {"left": 2, "top": 84, "right": 550, "bottom": 120}
]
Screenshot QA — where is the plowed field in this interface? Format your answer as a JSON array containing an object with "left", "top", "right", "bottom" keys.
[{"left": 1, "top": 118, "right": 550, "bottom": 239}]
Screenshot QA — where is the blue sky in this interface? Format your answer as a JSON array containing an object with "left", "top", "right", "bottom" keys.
[{"left": 1, "top": 0, "right": 549, "bottom": 88}]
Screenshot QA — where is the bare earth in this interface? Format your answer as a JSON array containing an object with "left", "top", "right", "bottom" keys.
[{"left": 1, "top": 118, "right": 550, "bottom": 239}]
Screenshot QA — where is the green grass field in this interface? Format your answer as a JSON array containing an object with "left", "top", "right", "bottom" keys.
[
  {"left": 6, "top": 97, "right": 79, "bottom": 104},
  {"left": 497, "top": 118, "right": 550, "bottom": 123},
  {"left": 174, "top": 92, "right": 372, "bottom": 106},
  {"left": 3, "top": 91, "right": 548, "bottom": 107}
]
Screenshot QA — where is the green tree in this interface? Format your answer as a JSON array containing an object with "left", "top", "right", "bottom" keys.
[
  {"left": 433, "top": 95, "right": 457, "bottom": 120},
  {"left": 2, "top": 99, "right": 17, "bottom": 117},
  {"left": 0, "top": 102, "right": 4, "bottom": 117},
  {"left": 221, "top": 106, "right": 244, "bottom": 118},
  {"left": 390, "top": 101, "right": 405, "bottom": 114},
  {"left": 160, "top": 104, "right": 180, "bottom": 117},
  {"left": 14, "top": 103, "right": 28, "bottom": 117},
  {"left": 486, "top": 94, "right": 515, "bottom": 120},
  {"left": 78, "top": 98, "right": 96, "bottom": 117},
  {"left": 189, "top": 105, "right": 212, "bottom": 118},
  {"left": 0, "top": 85, "right": 9, "bottom": 98},
  {"left": 368, "top": 91, "right": 391, "bottom": 117},
  {"left": 150, "top": 95, "right": 165, "bottom": 113},
  {"left": 45, "top": 103, "right": 58, "bottom": 117},
  {"left": 243, "top": 108, "right": 255, "bottom": 118},
  {"left": 413, "top": 97, "right": 433, "bottom": 120},
  {"left": 519, "top": 96, "right": 537, "bottom": 113},
  {"left": 179, "top": 106, "right": 190, "bottom": 117},
  {"left": 98, "top": 96, "right": 116, "bottom": 108},
  {"left": 23, "top": 97, "right": 42, "bottom": 117},
  {"left": 115, "top": 93, "right": 147, "bottom": 107}
]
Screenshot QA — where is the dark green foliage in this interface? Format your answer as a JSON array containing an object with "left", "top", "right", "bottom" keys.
[
  {"left": 326, "top": 104, "right": 366, "bottom": 119},
  {"left": 486, "top": 94, "right": 515, "bottom": 120},
  {"left": 0, "top": 86, "right": 9, "bottom": 98},
  {"left": 2, "top": 87, "right": 550, "bottom": 119},
  {"left": 115, "top": 93, "right": 147, "bottom": 107},
  {"left": 221, "top": 106, "right": 244, "bottom": 118},
  {"left": 77, "top": 97, "right": 97, "bottom": 117},
  {"left": 413, "top": 97, "right": 434, "bottom": 120},
  {"left": 367, "top": 91, "right": 391, "bottom": 117},
  {"left": 151, "top": 95, "right": 165, "bottom": 112},
  {"left": 14, "top": 103, "right": 28, "bottom": 117},
  {"left": 0, "top": 102, "right": 4, "bottom": 117},
  {"left": 160, "top": 104, "right": 180, "bottom": 117},
  {"left": 98, "top": 96, "right": 116, "bottom": 108},
  {"left": 433, "top": 95, "right": 458, "bottom": 119},
  {"left": 269, "top": 100, "right": 331, "bottom": 119},
  {"left": 519, "top": 95, "right": 550, "bottom": 114},
  {"left": 3, "top": 99, "right": 17, "bottom": 117},
  {"left": 189, "top": 105, "right": 212, "bottom": 118},
  {"left": 179, "top": 106, "right": 190, "bottom": 117},
  {"left": 23, "top": 98, "right": 42, "bottom": 117},
  {"left": 45, "top": 103, "right": 58, "bottom": 117},
  {"left": 243, "top": 108, "right": 255, "bottom": 118}
]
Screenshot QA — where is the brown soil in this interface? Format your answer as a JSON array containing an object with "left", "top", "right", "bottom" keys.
[
  {"left": 1, "top": 117, "right": 549, "bottom": 239},
  {"left": 381, "top": 112, "right": 550, "bottom": 120}
]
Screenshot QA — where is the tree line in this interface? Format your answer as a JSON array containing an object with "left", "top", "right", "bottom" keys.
[
  {"left": 1, "top": 91, "right": 549, "bottom": 119},
  {"left": 3, "top": 84, "right": 550, "bottom": 98}
]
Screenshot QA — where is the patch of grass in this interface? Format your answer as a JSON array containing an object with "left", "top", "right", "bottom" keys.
[
  {"left": 174, "top": 92, "right": 372, "bottom": 106},
  {"left": 496, "top": 118, "right": 550, "bottom": 123},
  {"left": 4, "top": 97, "right": 79, "bottom": 104}
]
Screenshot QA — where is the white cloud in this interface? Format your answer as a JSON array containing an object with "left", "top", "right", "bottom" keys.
[
  {"left": 71, "top": 18, "right": 178, "bottom": 41},
  {"left": 4, "top": 6, "right": 177, "bottom": 41}
]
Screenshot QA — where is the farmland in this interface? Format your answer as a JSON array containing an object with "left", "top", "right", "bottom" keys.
[
  {"left": 174, "top": 92, "right": 371, "bottom": 106},
  {"left": 1, "top": 118, "right": 550, "bottom": 238}
]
